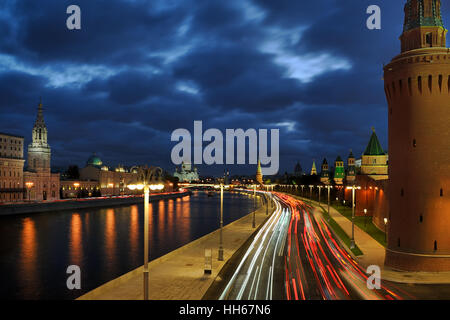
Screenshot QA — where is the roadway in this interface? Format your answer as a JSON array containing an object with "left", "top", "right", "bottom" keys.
[
  {"left": 219, "top": 193, "right": 289, "bottom": 299},
  {"left": 219, "top": 192, "right": 415, "bottom": 300}
]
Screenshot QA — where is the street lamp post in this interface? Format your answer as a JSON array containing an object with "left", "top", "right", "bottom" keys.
[
  {"left": 309, "top": 185, "right": 313, "bottom": 201},
  {"left": 325, "top": 185, "right": 332, "bottom": 219},
  {"left": 317, "top": 185, "right": 323, "bottom": 205},
  {"left": 346, "top": 185, "right": 361, "bottom": 249},
  {"left": 253, "top": 185, "right": 256, "bottom": 228},
  {"left": 127, "top": 165, "right": 164, "bottom": 300},
  {"left": 384, "top": 218, "right": 388, "bottom": 243},
  {"left": 218, "top": 183, "right": 224, "bottom": 261}
]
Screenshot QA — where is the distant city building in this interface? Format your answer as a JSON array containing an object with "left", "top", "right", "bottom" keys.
[
  {"left": 78, "top": 153, "right": 138, "bottom": 196},
  {"left": 173, "top": 161, "right": 199, "bottom": 182},
  {"left": 310, "top": 161, "right": 317, "bottom": 175},
  {"left": 320, "top": 158, "right": 330, "bottom": 184},
  {"left": 60, "top": 179, "right": 99, "bottom": 198},
  {"left": 23, "top": 100, "right": 60, "bottom": 201},
  {"left": 360, "top": 128, "right": 388, "bottom": 180},
  {"left": 0, "top": 133, "right": 25, "bottom": 202},
  {"left": 333, "top": 156, "right": 345, "bottom": 185}
]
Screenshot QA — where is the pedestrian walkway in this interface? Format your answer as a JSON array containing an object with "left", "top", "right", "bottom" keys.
[
  {"left": 293, "top": 195, "right": 450, "bottom": 285},
  {"left": 78, "top": 204, "right": 272, "bottom": 300}
]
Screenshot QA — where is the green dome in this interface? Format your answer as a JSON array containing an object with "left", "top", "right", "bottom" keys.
[{"left": 87, "top": 153, "right": 103, "bottom": 167}]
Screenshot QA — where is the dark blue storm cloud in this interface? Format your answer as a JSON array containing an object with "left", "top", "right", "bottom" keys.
[{"left": 1, "top": 0, "right": 449, "bottom": 175}]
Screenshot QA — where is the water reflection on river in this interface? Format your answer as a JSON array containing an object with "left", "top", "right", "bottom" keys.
[{"left": 0, "top": 191, "right": 258, "bottom": 299}]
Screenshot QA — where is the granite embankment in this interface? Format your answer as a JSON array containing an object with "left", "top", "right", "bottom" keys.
[{"left": 0, "top": 191, "right": 191, "bottom": 216}]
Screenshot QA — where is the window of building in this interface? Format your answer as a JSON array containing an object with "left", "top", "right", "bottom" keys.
[{"left": 426, "top": 33, "right": 432, "bottom": 47}]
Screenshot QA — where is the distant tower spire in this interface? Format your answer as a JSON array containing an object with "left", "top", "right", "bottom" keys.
[
  {"left": 320, "top": 158, "right": 329, "bottom": 184},
  {"left": 256, "top": 159, "right": 263, "bottom": 185},
  {"left": 310, "top": 160, "right": 317, "bottom": 175},
  {"left": 347, "top": 150, "right": 356, "bottom": 182},
  {"left": 28, "top": 98, "right": 51, "bottom": 172}
]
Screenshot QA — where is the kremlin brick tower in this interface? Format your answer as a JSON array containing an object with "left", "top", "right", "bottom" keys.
[{"left": 383, "top": 0, "right": 450, "bottom": 271}]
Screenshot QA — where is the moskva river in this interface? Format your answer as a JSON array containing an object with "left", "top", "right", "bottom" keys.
[{"left": 0, "top": 191, "right": 259, "bottom": 299}]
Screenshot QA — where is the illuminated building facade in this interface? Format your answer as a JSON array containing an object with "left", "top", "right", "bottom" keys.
[
  {"left": 79, "top": 154, "right": 139, "bottom": 196},
  {"left": 0, "top": 133, "right": 25, "bottom": 202}
]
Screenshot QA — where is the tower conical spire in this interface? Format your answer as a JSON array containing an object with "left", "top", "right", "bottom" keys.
[{"left": 364, "top": 129, "right": 385, "bottom": 156}]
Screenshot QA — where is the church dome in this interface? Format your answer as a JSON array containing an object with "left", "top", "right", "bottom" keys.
[{"left": 87, "top": 153, "right": 103, "bottom": 167}]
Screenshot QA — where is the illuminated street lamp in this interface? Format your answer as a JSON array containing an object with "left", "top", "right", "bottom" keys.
[
  {"left": 25, "top": 181, "right": 34, "bottom": 201},
  {"left": 346, "top": 185, "right": 361, "bottom": 249},
  {"left": 317, "top": 185, "right": 323, "bottom": 205},
  {"left": 300, "top": 185, "right": 305, "bottom": 197},
  {"left": 309, "top": 185, "right": 314, "bottom": 200},
  {"left": 384, "top": 218, "right": 388, "bottom": 243},
  {"left": 74, "top": 182, "right": 81, "bottom": 198},
  {"left": 364, "top": 208, "right": 368, "bottom": 229},
  {"left": 127, "top": 165, "right": 163, "bottom": 300}
]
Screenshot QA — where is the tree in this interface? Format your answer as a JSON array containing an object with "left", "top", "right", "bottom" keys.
[{"left": 66, "top": 165, "right": 80, "bottom": 179}]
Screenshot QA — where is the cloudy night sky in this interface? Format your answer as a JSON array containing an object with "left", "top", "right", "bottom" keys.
[{"left": 1, "top": 0, "right": 449, "bottom": 176}]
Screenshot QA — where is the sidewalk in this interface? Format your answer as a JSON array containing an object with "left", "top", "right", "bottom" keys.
[
  {"left": 77, "top": 204, "right": 272, "bottom": 300},
  {"left": 294, "top": 195, "right": 450, "bottom": 285}
]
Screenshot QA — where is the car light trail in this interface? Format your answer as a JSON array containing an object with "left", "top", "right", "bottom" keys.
[{"left": 219, "top": 192, "right": 413, "bottom": 300}]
